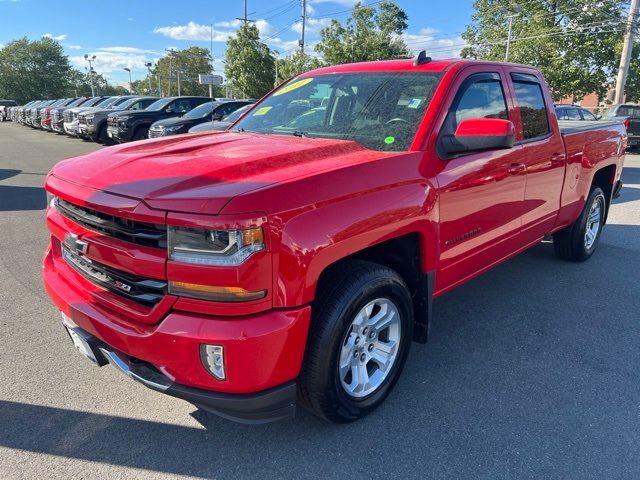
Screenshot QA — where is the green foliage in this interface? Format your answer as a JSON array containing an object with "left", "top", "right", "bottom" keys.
[
  {"left": 315, "top": 0, "right": 410, "bottom": 65},
  {"left": 154, "top": 46, "right": 218, "bottom": 97},
  {"left": 225, "top": 23, "right": 275, "bottom": 98},
  {"left": 461, "top": 0, "right": 628, "bottom": 101},
  {"left": 0, "top": 37, "right": 72, "bottom": 103},
  {"left": 275, "top": 51, "right": 323, "bottom": 85}
]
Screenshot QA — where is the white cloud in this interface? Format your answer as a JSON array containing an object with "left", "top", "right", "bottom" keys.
[
  {"left": 127, "top": 17, "right": 134, "bottom": 22},
  {"left": 403, "top": 28, "right": 465, "bottom": 59},
  {"left": 291, "top": 17, "right": 331, "bottom": 34},
  {"left": 65, "top": 44, "right": 82, "bottom": 50},
  {"left": 155, "top": 18, "right": 274, "bottom": 42},
  {"left": 154, "top": 21, "right": 232, "bottom": 42},
  {"left": 70, "top": 47, "right": 160, "bottom": 75},
  {"left": 42, "top": 33, "right": 67, "bottom": 41},
  {"left": 98, "top": 46, "right": 158, "bottom": 54}
]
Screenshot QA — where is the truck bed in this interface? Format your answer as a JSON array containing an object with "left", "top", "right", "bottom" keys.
[{"left": 557, "top": 120, "right": 623, "bottom": 135}]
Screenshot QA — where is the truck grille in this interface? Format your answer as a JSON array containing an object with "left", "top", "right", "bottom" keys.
[
  {"left": 62, "top": 245, "right": 167, "bottom": 306},
  {"left": 148, "top": 126, "right": 164, "bottom": 138},
  {"left": 63, "top": 110, "right": 73, "bottom": 123},
  {"left": 55, "top": 197, "right": 167, "bottom": 249}
]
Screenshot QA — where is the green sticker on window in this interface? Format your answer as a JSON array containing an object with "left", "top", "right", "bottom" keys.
[{"left": 384, "top": 136, "right": 395, "bottom": 144}]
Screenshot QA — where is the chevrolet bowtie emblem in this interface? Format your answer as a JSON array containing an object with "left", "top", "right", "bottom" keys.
[{"left": 64, "top": 233, "right": 88, "bottom": 255}]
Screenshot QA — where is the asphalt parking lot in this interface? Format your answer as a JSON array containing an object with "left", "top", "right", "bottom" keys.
[{"left": 0, "top": 121, "right": 639, "bottom": 479}]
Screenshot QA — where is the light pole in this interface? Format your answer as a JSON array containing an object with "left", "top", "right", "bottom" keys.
[
  {"left": 273, "top": 50, "right": 279, "bottom": 87},
  {"left": 145, "top": 62, "right": 153, "bottom": 95},
  {"left": 123, "top": 67, "right": 132, "bottom": 94},
  {"left": 84, "top": 54, "right": 97, "bottom": 96}
]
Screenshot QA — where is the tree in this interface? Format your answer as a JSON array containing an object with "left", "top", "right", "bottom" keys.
[
  {"left": 225, "top": 23, "right": 275, "bottom": 98},
  {"left": 154, "top": 47, "right": 219, "bottom": 97},
  {"left": 461, "top": 0, "right": 628, "bottom": 101},
  {"left": 66, "top": 69, "right": 125, "bottom": 97},
  {"left": 315, "top": 1, "right": 410, "bottom": 65},
  {"left": 0, "top": 37, "right": 72, "bottom": 103},
  {"left": 275, "top": 50, "right": 323, "bottom": 85}
]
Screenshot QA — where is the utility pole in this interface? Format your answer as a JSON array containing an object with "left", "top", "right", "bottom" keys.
[
  {"left": 210, "top": 24, "right": 214, "bottom": 99},
  {"left": 273, "top": 50, "right": 279, "bottom": 87},
  {"left": 504, "top": 14, "right": 518, "bottom": 62},
  {"left": 615, "top": 0, "right": 640, "bottom": 104},
  {"left": 236, "top": 1, "right": 255, "bottom": 25},
  {"left": 300, "top": 0, "right": 307, "bottom": 54},
  {"left": 177, "top": 70, "right": 181, "bottom": 96},
  {"left": 165, "top": 49, "right": 174, "bottom": 96}
]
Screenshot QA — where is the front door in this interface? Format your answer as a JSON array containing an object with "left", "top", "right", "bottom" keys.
[{"left": 434, "top": 69, "right": 526, "bottom": 294}]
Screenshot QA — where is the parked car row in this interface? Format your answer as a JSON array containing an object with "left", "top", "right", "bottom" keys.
[{"left": 5, "top": 95, "right": 255, "bottom": 145}]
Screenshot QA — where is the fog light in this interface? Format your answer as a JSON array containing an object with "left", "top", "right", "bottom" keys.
[{"left": 200, "top": 344, "right": 226, "bottom": 380}]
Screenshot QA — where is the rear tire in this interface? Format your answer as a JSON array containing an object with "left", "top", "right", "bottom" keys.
[
  {"left": 553, "top": 187, "right": 606, "bottom": 262},
  {"left": 298, "top": 260, "right": 413, "bottom": 423},
  {"left": 133, "top": 127, "right": 149, "bottom": 141}
]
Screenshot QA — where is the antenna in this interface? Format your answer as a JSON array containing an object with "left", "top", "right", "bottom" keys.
[{"left": 413, "top": 50, "right": 432, "bottom": 66}]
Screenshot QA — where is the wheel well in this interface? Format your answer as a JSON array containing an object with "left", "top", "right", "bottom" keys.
[
  {"left": 591, "top": 165, "right": 616, "bottom": 222},
  {"left": 316, "top": 233, "right": 432, "bottom": 344}
]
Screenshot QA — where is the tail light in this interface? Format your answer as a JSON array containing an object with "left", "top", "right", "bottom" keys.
[{"left": 624, "top": 118, "right": 630, "bottom": 131}]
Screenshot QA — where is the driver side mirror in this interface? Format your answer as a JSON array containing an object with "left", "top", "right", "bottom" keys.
[
  {"left": 211, "top": 113, "right": 223, "bottom": 121},
  {"left": 441, "top": 118, "right": 515, "bottom": 156}
]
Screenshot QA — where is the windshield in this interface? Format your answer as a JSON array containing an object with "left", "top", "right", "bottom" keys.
[
  {"left": 233, "top": 72, "right": 441, "bottom": 151},
  {"left": 146, "top": 97, "right": 173, "bottom": 111},
  {"left": 183, "top": 102, "right": 216, "bottom": 119},
  {"left": 224, "top": 104, "right": 252, "bottom": 122},
  {"left": 118, "top": 98, "right": 141, "bottom": 109},
  {"left": 109, "top": 97, "right": 131, "bottom": 108},
  {"left": 617, "top": 105, "right": 640, "bottom": 118},
  {"left": 95, "top": 97, "right": 117, "bottom": 108}
]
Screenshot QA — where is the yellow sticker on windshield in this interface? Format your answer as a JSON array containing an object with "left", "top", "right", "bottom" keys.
[
  {"left": 253, "top": 106, "right": 272, "bottom": 116},
  {"left": 273, "top": 78, "right": 313, "bottom": 96}
]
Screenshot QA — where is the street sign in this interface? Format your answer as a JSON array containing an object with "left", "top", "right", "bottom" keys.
[{"left": 198, "top": 74, "right": 223, "bottom": 86}]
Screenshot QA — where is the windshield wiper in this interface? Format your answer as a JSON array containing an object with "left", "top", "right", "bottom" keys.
[{"left": 292, "top": 130, "right": 310, "bottom": 138}]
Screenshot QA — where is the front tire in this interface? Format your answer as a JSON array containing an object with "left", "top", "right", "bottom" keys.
[
  {"left": 553, "top": 187, "right": 606, "bottom": 262},
  {"left": 298, "top": 260, "right": 413, "bottom": 423},
  {"left": 132, "top": 127, "right": 149, "bottom": 141}
]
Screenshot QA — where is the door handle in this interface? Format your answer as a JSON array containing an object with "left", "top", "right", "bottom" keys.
[
  {"left": 507, "top": 163, "right": 526, "bottom": 175},
  {"left": 550, "top": 152, "right": 566, "bottom": 164}
]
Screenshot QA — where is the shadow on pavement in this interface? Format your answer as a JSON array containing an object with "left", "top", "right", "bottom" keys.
[
  {"left": 0, "top": 185, "right": 46, "bottom": 211},
  {"left": 0, "top": 169, "right": 21, "bottom": 182}
]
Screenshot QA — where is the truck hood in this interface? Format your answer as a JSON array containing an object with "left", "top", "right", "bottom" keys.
[{"left": 51, "top": 132, "right": 388, "bottom": 215}]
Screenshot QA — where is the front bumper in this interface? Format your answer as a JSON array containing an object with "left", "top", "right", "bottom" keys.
[
  {"left": 43, "top": 245, "right": 311, "bottom": 422},
  {"left": 106, "top": 125, "right": 129, "bottom": 143},
  {"left": 78, "top": 124, "right": 95, "bottom": 137},
  {"left": 64, "top": 121, "right": 80, "bottom": 136}
]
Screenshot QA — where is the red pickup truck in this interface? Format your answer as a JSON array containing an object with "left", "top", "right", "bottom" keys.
[{"left": 43, "top": 55, "right": 626, "bottom": 424}]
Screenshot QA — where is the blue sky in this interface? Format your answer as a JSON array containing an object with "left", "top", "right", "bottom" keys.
[{"left": 0, "top": 0, "right": 473, "bottom": 86}]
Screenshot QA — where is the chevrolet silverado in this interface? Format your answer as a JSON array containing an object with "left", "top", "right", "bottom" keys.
[{"left": 43, "top": 55, "right": 626, "bottom": 424}]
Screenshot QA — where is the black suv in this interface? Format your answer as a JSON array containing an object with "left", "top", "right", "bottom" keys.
[
  {"left": 78, "top": 96, "right": 159, "bottom": 144},
  {"left": 148, "top": 100, "right": 252, "bottom": 138},
  {"left": 106, "top": 96, "right": 210, "bottom": 143}
]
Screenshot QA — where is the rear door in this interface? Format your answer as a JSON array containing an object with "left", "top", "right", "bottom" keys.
[
  {"left": 505, "top": 70, "right": 566, "bottom": 240},
  {"left": 434, "top": 67, "right": 526, "bottom": 291}
]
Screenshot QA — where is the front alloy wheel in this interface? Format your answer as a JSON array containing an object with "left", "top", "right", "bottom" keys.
[
  {"left": 298, "top": 260, "right": 413, "bottom": 423},
  {"left": 338, "top": 298, "right": 401, "bottom": 398}
]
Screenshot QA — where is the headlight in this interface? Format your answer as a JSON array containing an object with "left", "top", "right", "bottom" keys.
[
  {"left": 46, "top": 192, "right": 56, "bottom": 210},
  {"left": 85, "top": 114, "right": 95, "bottom": 124},
  {"left": 168, "top": 226, "right": 264, "bottom": 266},
  {"left": 163, "top": 125, "right": 182, "bottom": 133}
]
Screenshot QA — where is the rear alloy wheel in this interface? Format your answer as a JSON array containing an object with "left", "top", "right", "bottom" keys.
[
  {"left": 553, "top": 187, "right": 606, "bottom": 262},
  {"left": 98, "top": 124, "right": 113, "bottom": 145},
  {"left": 298, "top": 260, "right": 413, "bottom": 423}
]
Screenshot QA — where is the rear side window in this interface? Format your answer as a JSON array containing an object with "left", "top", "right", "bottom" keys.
[
  {"left": 511, "top": 74, "right": 550, "bottom": 139},
  {"left": 564, "top": 108, "right": 581, "bottom": 120},
  {"left": 580, "top": 109, "right": 597, "bottom": 120},
  {"left": 442, "top": 73, "right": 508, "bottom": 136}
]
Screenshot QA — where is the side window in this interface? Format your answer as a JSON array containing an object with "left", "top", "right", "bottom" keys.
[
  {"left": 556, "top": 108, "right": 568, "bottom": 120},
  {"left": 443, "top": 73, "right": 508, "bottom": 136},
  {"left": 172, "top": 99, "right": 191, "bottom": 113},
  {"left": 566, "top": 108, "right": 582, "bottom": 120},
  {"left": 580, "top": 109, "right": 597, "bottom": 120},
  {"left": 511, "top": 74, "right": 550, "bottom": 139},
  {"left": 216, "top": 103, "right": 238, "bottom": 118}
]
